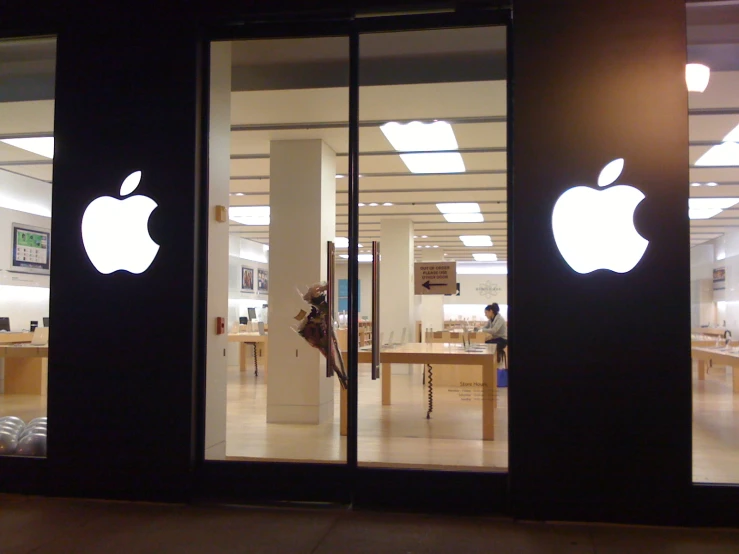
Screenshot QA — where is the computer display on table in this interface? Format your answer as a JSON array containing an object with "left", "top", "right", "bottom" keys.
[
  {"left": 0, "top": 317, "right": 9, "bottom": 332},
  {"left": 43, "top": 317, "right": 49, "bottom": 328},
  {"left": 10, "top": 223, "right": 50, "bottom": 275}
]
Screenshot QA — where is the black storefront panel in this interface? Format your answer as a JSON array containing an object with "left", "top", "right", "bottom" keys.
[{"left": 510, "top": 0, "right": 691, "bottom": 524}]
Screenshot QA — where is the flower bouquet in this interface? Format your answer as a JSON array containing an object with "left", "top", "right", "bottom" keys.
[{"left": 294, "top": 282, "right": 348, "bottom": 390}]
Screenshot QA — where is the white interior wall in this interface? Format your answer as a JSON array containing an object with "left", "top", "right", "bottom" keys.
[{"left": 0, "top": 206, "right": 51, "bottom": 331}]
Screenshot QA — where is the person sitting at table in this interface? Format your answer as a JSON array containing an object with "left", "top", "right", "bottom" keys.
[{"left": 483, "top": 303, "right": 508, "bottom": 365}]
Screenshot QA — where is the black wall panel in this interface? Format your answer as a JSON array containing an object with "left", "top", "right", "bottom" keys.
[
  {"left": 509, "top": 0, "right": 691, "bottom": 523},
  {"left": 46, "top": 21, "right": 203, "bottom": 499}
]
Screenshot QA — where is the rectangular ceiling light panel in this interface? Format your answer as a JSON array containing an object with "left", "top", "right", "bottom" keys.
[
  {"left": 380, "top": 121, "right": 465, "bottom": 174},
  {"left": 436, "top": 202, "right": 480, "bottom": 214},
  {"left": 473, "top": 253, "right": 498, "bottom": 262},
  {"left": 229, "top": 206, "right": 270, "bottom": 225},
  {"left": 1, "top": 137, "right": 55, "bottom": 159},
  {"left": 444, "top": 213, "right": 484, "bottom": 223},
  {"left": 688, "top": 198, "right": 739, "bottom": 220},
  {"left": 459, "top": 235, "right": 493, "bottom": 246}
]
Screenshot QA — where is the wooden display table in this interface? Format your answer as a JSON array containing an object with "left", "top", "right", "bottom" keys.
[
  {"left": 692, "top": 346, "right": 739, "bottom": 392},
  {"left": 340, "top": 342, "right": 498, "bottom": 440},
  {"left": 228, "top": 333, "right": 267, "bottom": 375},
  {"left": 692, "top": 327, "right": 729, "bottom": 337},
  {"left": 424, "top": 331, "right": 505, "bottom": 387},
  {"left": 0, "top": 345, "right": 48, "bottom": 395},
  {"left": 0, "top": 332, "right": 34, "bottom": 345}
]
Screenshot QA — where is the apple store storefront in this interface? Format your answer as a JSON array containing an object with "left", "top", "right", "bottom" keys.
[{"left": 2, "top": 0, "right": 739, "bottom": 526}]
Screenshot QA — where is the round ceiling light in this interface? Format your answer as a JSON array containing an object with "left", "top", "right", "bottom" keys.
[{"left": 686, "top": 63, "right": 710, "bottom": 93}]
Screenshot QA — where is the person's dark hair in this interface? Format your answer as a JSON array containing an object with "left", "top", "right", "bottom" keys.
[
  {"left": 484, "top": 305, "right": 493, "bottom": 312},
  {"left": 491, "top": 303, "right": 500, "bottom": 315}
]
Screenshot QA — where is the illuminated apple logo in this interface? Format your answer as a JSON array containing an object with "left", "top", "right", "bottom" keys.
[
  {"left": 81, "top": 171, "right": 159, "bottom": 274},
  {"left": 552, "top": 159, "right": 648, "bottom": 274}
]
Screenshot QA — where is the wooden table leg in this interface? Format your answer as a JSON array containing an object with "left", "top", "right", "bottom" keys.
[
  {"left": 340, "top": 386, "right": 347, "bottom": 436},
  {"left": 697, "top": 358, "right": 706, "bottom": 380},
  {"left": 239, "top": 343, "right": 246, "bottom": 372},
  {"left": 482, "top": 359, "right": 496, "bottom": 441},
  {"left": 382, "top": 363, "right": 391, "bottom": 405}
]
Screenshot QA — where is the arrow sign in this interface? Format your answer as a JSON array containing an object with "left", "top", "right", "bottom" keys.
[
  {"left": 422, "top": 280, "right": 446, "bottom": 290},
  {"left": 414, "top": 262, "right": 457, "bottom": 295}
]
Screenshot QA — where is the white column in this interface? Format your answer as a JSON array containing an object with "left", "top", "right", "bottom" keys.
[
  {"left": 420, "top": 248, "right": 445, "bottom": 336},
  {"left": 267, "top": 140, "right": 336, "bottom": 424},
  {"left": 204, "top": 42, "right": 231, "bottom": 460},
  {"left": 380, "top": 219, "right": 414, "bottom": 372}
]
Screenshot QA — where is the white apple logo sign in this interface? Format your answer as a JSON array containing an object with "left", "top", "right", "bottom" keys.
[
  {"left": 81, "top": 171, "right": 160, "bottom": 274},
  {"left": 552, "top": 158, "right": 648, "bottom": 274}
]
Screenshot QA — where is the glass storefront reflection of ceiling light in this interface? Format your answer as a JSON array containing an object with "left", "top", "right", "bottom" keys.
[{"left": 686, "top": 63, "right": 710, "bottom": 93}]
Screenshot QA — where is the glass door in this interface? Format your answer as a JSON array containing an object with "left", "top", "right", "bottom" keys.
[{"left": 354, "top": 25, "right": 510, "bottom": 471}]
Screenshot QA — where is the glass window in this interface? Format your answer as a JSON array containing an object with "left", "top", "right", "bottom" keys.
[
  {"left": 355, "top": 26, "right": 509, "bottom": 470},
  {"left": 0, "top": 36, "right": 55, "bottom": 458},
  {"left": 205, "top": 37, "right": 349, "bottom": 463},
  {"left": 688, "top": 2, "right": 739, "bottom": 483}
]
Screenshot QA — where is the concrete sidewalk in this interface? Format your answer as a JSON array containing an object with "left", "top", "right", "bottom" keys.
[{"left": 1, "top": 494, "right": 739, "bottom": 553}]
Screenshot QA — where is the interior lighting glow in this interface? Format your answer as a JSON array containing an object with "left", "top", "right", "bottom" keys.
[
  {"left": 422, "top": 235, "right": 428, "bottom": 238},
  {"left": 686, "top": 63, "right": 710, "bottom": 93},
  {"left": 436, "top": 202, "right": 480, "bottom": 214},
  {"left": 383, "top": 202, "right": 393, "bottom": 206},
  {"left": 369, "top": 203, "right": 379, "bottom": 207},
  {"left": 691, "top": 183, "right": 701, "bottom": 187},
  {"left": 473, "top": 253, "right": 498, "bottom": 262},
  {"left": 358, "top": 203, "right": 365, "bottom": 207},
  {"left": 380, "top": 121, "right": 465, "bottom": 174},
  {"left": 695, "top": 142, "right": 739, "bottom": 167},
  {"left": 443, "top": 213, "right": 484, "bottom": 223},
  {"left": 229, "top": 206, "right": 270, "bottom": 226},
  {"left": 334, "top": 237, "right": 362, "bottom": 248},
  {"left": 688, "top": 197, "right": 739, "bottom": 220},
  {"left": 1, "top": 137, "right": 54, "bottom": 158},
  {"left": 706, "top": 182, "right": 718, "bottom": 187},
  {"left": 460, "top": 235, "right": 493, "bottom": 247}
]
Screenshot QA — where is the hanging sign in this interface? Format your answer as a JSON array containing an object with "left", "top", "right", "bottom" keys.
[{"left": 414, "top": 262, "right": 457, "bottom": 295}]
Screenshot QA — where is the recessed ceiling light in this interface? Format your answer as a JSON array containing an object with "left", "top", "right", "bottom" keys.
[
  {"left": 460, "top": 235, "right": 493, "bottom": 246},
  {"left": 417, "top": 245, "right": 422, "bottom": 249},
  {"left": 380, "top": 121, "right": 465, "bottom": 174},
  {"left": 335, "top": 237, "right": 363, "bottom": 248},
  {"left": 358, "top": 254, "right": 373, "bottom": 262},
  {"left": 436, "top": 202, "right": 481, "bottom": 214},
  {"left": 336, "top": 175, "right": 345, "bottom": 178},
  {"left": 444, "top": 213, "right": 484, "bottom": 223},
  {"left": 695, "top": 142, "right": 739, "bottom": 166},
  {"left": 413, "top": 235, "right": 418, "bottom": 238},
  {"left": 369, "top": 203, "right": 378, "bottom": 207},
  {"left": 383, "top": 202, "right": 393, "bottom": 206},
  {"left": 691, "top": 183, "right": 701, "bottom": 187},
  {"left": 473, "top": 253, "right": 498, "bottom": 262},
  {"left": 425, "top": 245, "right": 431, "bottom": 248},
  {"left": 358, "top": 203, "right": 365, "bottom": 207},
  {"left": 706, "top": 182, "right": 718, "bottom": 187},
  {"left": 1, "top": 137, "right": 54, "bottom": 158},
  {"left": 422, "top": 235, "right": 428, "bottom": 238},
  {"left": 235, "top": 192, "right": 245, "bottom": 196},
  {"left": 229, "top": 206, "right": 270, "bottom": 225},
  {"left": 433, "top": 245, "right": 439, "bottom": 248},
  {"left": 686, "top": 63, "right": 710, "bottom": 93},
  {"left": 339, "top": 254, "right": 349, "bottom": 259}
]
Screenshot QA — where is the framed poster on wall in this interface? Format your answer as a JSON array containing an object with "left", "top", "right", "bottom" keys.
[
  {"left": 10, "top": 222, "right": 51, "bottom": 275},
  {"left": 258, "top": 268, "right": 269, "bottom": 293},
  {"left": 714, "top": 267, "right": 726, "bottom": 291},
  {"left": 241, "top": 266, "right": 254, "bottom": 291}
]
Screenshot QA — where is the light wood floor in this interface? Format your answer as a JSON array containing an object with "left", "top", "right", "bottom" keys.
[
  {"left": 1, "top": 363, "right": 738, "bottom": 482},
  {"left": 226, "top": 364, "right": 508, "bottom": 471}
]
